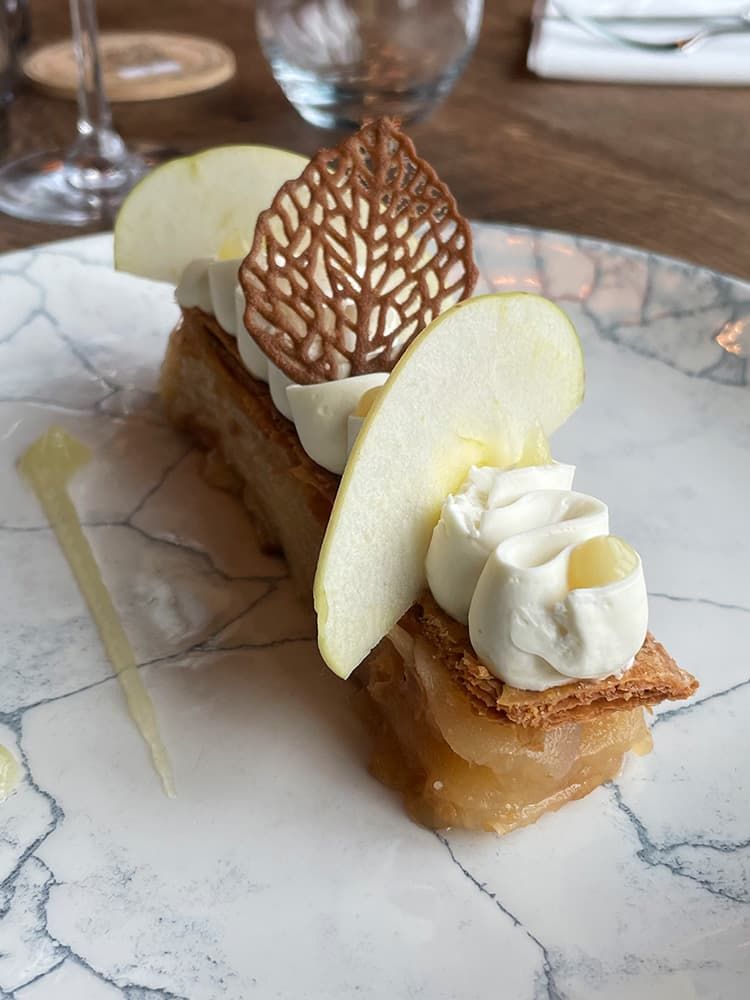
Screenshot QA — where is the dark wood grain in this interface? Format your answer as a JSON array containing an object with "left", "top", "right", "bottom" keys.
[{"left": 1, "top": 0, "right": 748, "bottom": 279}]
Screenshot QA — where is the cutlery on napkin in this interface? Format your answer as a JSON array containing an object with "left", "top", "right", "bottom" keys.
[{"left": 528, "top": 2, "right": 750, "bottom": 83}]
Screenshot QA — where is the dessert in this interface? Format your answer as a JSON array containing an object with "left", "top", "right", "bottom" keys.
[{"left": 116, "top": 120, "right": 698, "bottom": 834}]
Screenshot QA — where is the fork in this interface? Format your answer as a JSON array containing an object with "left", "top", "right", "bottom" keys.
[{"left": 550, "top": 5, "right": 750, "bottom": 53}]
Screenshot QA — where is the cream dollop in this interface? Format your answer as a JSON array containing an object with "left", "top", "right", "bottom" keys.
[
  {"left": 268, "top": 364, "right": 295, "bottom": 420},
  {"left": 175, "top": 258, "right": 213, "bottom": 313},
  {"left": 347, "top": 413, "right": 364, "bottom": 455},
  {"left": 234, "top": 286, "right": 269, "bottom": 382},
  {"left": 427, "top": 465, "right": 648, "bottom": 691},
  {"left": 287, "top": 373, "right": 388, "bottom": 474},
  {"left": 426, "top": 464, "right": 576, "bottom": 624},
  {"left": 208, "top": 258, "right": 241, "bottom": 335},
  {"left": 176, "top": 257, "right": 272, "bottom": 387},
  {"left": 176, "top": 258, "right": 385, "bottom": 462}
]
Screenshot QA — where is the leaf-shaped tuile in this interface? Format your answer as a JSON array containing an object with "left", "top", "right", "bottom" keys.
[{"left": 239, "top": 118, "right": 478, "bottom": 384}]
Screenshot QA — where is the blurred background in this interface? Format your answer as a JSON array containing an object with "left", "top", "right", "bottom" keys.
[{"left": 0, "top": 0, "right": 748, "bottom": 278}]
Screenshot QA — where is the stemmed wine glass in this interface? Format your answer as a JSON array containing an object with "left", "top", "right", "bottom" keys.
[{"left": 0, "top": 0, "right": 147, "bottom": 225}]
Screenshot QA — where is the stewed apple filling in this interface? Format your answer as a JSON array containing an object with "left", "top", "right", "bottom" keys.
[{"left": 361, "top": 626, "right": 652, "bottom": 833}]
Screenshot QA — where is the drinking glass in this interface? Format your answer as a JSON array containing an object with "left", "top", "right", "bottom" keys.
[
  {"left": 0, "top": 0, "right": 146, "bottom": 225},
  {"left": 256, "top": 0, "right": 484, "bottom": 129}
]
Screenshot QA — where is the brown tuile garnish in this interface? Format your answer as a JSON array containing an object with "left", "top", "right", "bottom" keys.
[{"left": 239, "top": 118, "right": 478, "bottom": 385}]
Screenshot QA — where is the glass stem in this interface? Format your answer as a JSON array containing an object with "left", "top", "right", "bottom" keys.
[{"left": 65, "top": 0, "right": 133, "bottom": 193}]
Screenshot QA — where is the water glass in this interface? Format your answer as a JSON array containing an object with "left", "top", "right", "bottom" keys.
[{"left": 256, "top": 0, "right": 484, "bottom": 128}]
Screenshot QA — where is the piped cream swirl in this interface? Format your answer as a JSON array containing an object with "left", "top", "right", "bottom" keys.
[{"left": 427, "top": 465, "right": 648, "bottom": 691}]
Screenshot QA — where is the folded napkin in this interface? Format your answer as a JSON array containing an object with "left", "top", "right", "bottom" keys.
[{"left": 528, "top": 1, "right": 750, "bottom": 84}]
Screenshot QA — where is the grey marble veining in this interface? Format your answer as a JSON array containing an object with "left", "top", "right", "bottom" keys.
[{"left": 0, "top": 228, "right": 748, "bottom": 999}]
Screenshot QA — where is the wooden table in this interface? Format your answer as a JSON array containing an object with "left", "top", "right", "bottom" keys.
[{"left": 2, "top": 0, "right": 749, "bottom": 280}]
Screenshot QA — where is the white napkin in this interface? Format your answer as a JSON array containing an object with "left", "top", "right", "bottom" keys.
[{"left": 528, "top": 1, "right": 750, "bottom": 84}]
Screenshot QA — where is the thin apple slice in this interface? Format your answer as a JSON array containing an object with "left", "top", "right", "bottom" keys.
[
  {"left": 314, "top": 292, "right": 585, "bottom": 679},
  {"left": 114, "top": 145, "right": 308, "bottom": 284}
]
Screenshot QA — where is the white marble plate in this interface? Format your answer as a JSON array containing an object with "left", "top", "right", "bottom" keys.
[{"left": 0, "top": 228, "right": 748, "bottom": 1000}]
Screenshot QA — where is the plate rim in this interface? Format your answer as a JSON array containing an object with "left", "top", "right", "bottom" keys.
[{"left": 2, "top": 223, "right": 748, "bottom": 294}]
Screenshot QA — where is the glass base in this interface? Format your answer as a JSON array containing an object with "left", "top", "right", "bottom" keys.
[
  {"left": 0, "top": 148, "right": 150, "bottom": 226},
  {"left": 265, "top": 54, "right": 469, "bottom": 130},
  {"left": 290, "top": 92, "right": 442, "bottom": 130}
]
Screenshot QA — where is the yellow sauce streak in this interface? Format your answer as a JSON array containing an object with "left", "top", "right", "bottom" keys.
[
  {"left": 568, "top": 535, "right": 639, "bottom": 591},
  {"left": 0, "top": 745, "right": 20, "bottom": 801},
  {"left": 18, "top": 427, "right": 176, "bottom": 798}
]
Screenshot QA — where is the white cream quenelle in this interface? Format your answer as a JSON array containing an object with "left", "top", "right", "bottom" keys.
[
  {"left": 426, "top": 465, "right": 649, "bottom": 691},
  {"left": 287, "top": 374, "right": 388, "bottom": 474},
  {"left": 176, "top": 257, "right": 274, "bottom": 385},
  {"left": 176, "top": 257, "right": 389, "bottom": 473}
]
